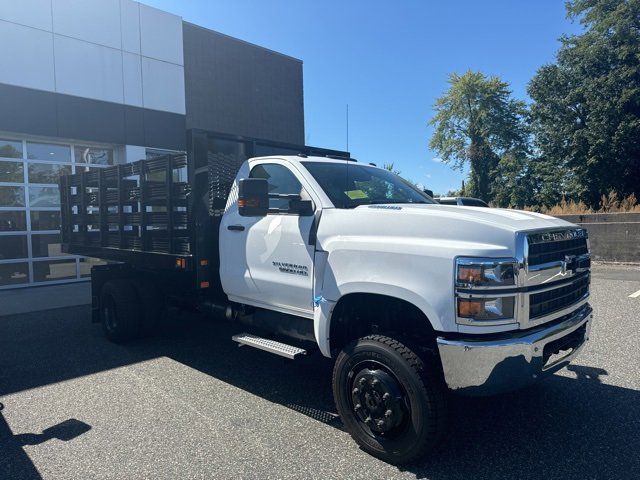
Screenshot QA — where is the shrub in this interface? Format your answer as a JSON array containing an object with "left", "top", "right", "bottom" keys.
[{"left": 535, "top": 192, "right": 640, "bottom": 215}]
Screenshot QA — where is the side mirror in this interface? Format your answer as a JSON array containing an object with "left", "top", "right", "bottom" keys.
[
  {"left": 238, "top": 178, "right": 269, "bottom": 217},
  {"left": 290, "top": 198, "right": 314, "bottom": 216}
]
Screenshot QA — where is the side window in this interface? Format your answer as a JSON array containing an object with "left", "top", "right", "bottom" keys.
[
  {"left": 249, "top": 163, "right": 310, "bottom": 212},
  {"left": 462, "top": 199, "right": 489, "bottom": 207}
]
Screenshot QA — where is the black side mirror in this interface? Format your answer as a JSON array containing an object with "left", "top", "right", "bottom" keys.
[{"left": 238, "top": 178, "right": 269, "bottom": 217}]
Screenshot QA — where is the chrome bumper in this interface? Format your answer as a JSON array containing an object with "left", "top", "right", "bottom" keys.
[{"left": 436, "top": 304, "right": 593, "bottom": 396}]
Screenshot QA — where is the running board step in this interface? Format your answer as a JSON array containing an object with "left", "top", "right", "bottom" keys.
[{"left": 232, "top": 333, "right": 307, "bottom": 359}]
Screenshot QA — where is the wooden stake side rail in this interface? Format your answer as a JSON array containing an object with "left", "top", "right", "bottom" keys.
[{"left": 59, "top": 154, "right": 194, "bottom": 271}]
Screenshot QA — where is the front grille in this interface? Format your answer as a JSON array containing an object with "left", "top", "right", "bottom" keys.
[
  {"left": 529, "top": 274, "right": 590, "bottom": 319},
  {"left": 528, "top": 234, "right": 589, "bottom": 266}
]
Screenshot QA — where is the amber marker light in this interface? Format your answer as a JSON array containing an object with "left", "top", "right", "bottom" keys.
[
  {"left": 457, "top": 298, "right": 483, "bottom": 317},
  {"left": 457, "top": 266, "right": 483, "bottom": 284}
]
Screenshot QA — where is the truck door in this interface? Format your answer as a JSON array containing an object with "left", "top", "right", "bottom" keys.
[{"left": 220, "top": 161, "right": 317, "bottom": 317}]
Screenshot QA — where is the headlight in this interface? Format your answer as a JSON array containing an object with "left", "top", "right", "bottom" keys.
[
  {"left": 456, "top": 258, "right": 516, "bottom": 288},
  {"left": 457, "top": 296, "right": 515, "bottom": 321}
]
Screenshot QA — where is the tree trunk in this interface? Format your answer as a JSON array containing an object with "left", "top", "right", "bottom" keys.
[{"left": 468, "top": 138, "right": 493, "bottom": 201}]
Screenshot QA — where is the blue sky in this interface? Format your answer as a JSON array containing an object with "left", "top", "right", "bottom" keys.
[{"left": 147, "top": 0, "right": 583, "bottom": 194}]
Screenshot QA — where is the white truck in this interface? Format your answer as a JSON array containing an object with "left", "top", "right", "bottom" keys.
[{"left": 60, "top": 141, "right": 592, "bottom": 464}]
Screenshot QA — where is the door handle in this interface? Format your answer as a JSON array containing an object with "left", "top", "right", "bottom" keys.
[{"left": 227, "top": 225, "right": 245, "bottom": 231}]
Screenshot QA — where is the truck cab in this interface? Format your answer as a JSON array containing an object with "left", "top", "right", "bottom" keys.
[{"left": 61, "top": 149, "right": 592, "bottom": 465}]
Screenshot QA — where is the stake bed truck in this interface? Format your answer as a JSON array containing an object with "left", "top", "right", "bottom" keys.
[{"left": 60, "top": 133, "right": 593, "bottom": 464}]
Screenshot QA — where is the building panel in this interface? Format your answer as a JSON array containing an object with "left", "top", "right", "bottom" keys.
[
  {"left": 0, "top": 84, "right": 58, "bottom": 138},
  {"left": 141, "top": 56, "right": 186, "bottom": 114},
  {"left": 52, "top": 0, "right": 122, "bottom": 49},
  {"left": 0, "top": 21, "right": 55, "bottom": 92},
  {"left": 0, "top": 0, "right": 52, "bottom": 31},
  {"left": 53, "top": 35, "right": 124, "bottom": 104},
  {"left": 183, "top": 23, "right": 305, "bottom": 145},
  {"left": 142, "top": 108, "right": 186, "bottom": 150},
  {"left": 121, "top": 0, "right": 142, "bottom": 54},
  {"left": 123, "top": 52, "right": 144, "bottom": 107},
  {"left": 56, "top": 94, "right": 127, "bottom": 145},
  {"left": 139, "top": 3, "right": 184, "bottom": 65}
]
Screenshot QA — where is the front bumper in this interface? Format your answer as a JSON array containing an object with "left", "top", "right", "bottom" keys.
[{"left": 436, "top": 304, "right": 593, "bottom": 396}]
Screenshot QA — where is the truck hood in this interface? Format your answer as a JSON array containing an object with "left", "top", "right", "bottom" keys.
[
  {"left": 364, "top": 203, "right": 571, "bottom": 232},
  {"left": 317, "top": 204, "right": 576, "bottom": 258}
]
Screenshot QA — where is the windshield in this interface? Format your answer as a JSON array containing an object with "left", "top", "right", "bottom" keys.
[{"left": 302, "top": 161, "right": 436, "bottom": 208}]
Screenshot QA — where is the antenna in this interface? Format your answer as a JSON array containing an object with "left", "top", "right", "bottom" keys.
[{"left": 346, "top": 104, "right": 349, "bottom": 151}]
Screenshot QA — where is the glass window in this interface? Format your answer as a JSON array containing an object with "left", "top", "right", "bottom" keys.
[
  {"left": 0, "top": 160, "right": 24, "bottom": 183},
  {"left": 28, "top": 163, "right": 71, "bottom": 184},
  {"left": 461, "top": 198, "right": 489, "bottom": 207},
  {"left": 27, "top": 142, "right": 71, "bottom": 162},
  {"left": 29, "top": 186, "right": 60, "bottom": 207},
  {"left": 0, "top": 211, "right": 27, "bottom": 231},
  {"left": 79, "top": 257, "right": 108, "bottom": 278},
  {"left": 31, "top": 211, "right": 61, "bottom": 230},
  {"left": 200, "top": 138, "right": 247, "bottom": 169},
  {"left": 302, "top": 162, "right": 434, "bottom": 209},
  {"left": 0, "top": 235, "right": 28, "bottom": 260},
  {"left": 31, "top": 233, "right": 65, "bottom": 257},
  {"left": 74, "top": 146, "right": 114, "bottom": 165},
  {"left": 0, "top": 186, "right": 25, "bottom": 207},
  {"left": 146, "top": 148, "right": 181, "bottom": 160},
  {"left": 33, "top": 259, "right": 77, "bottom": 282},
  {"left": 0, "top": 139, "right": 23, "bottom": 159},
  {"left": 250, "top": 163, "right": 305, "bottom": 211},
  {"left": 0, "top": 262, "right": 29, "bottom": 286}
]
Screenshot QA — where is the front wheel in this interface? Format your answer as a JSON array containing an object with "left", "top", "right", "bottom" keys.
[{"left": 332, "top": 334, "right": 447, "bottom": 464}]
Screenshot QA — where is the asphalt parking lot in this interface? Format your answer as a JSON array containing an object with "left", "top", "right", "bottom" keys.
[{"left": 1, "top": 264, "right": 639, "bottom": 480}]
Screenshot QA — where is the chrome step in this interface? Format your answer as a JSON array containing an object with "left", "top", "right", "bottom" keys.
[{"left": 232, "top": 333, "right": 307, "bottom": 359}]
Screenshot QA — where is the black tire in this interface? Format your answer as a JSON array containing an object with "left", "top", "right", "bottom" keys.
[
  {"left": 100, "top": 279, "right": 142, "bottom": 343},
  {"left": 332, "top": 334, "right": 447, "bottom": 464},
  {"left": 131, "top": 278, "right": 165, "bottom": 335}
]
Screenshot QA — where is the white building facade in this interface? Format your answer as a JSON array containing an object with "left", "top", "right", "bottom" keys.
[{"left": 0, "top": 0, "right": 305, "bottom": 289}]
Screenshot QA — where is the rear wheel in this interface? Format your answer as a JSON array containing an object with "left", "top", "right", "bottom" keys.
[
  {"left": 332, "top": 334, "right": 447, "bottom": 464},
  {"left": 100, "top": 279, "right": 141, "bottom": 343}
]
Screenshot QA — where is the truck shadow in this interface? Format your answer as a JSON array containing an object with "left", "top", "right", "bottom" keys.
[
  {"left": 409, "top": 365, "right": 640, "bottom": 479},
  {"left": 1, "top": 306, "right": 639, "bottom": 479}
]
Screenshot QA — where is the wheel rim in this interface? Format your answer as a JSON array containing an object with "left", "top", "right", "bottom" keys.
[
  {"left": 102, "top": 297, "right": 118, "bottom": 333},
  {"left": 348, "top": 360, "right": 410, "bottom": 439}
]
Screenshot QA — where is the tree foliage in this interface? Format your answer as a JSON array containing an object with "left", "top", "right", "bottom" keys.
[
  {"left": 429, "top": 71, "right": 529, "bottom": 202},
  {"left": 429, "top": 0, "right": 640, "bottom": 209},
  {"left": 528, "top": 0, "right": 640, "bottom": 207}
]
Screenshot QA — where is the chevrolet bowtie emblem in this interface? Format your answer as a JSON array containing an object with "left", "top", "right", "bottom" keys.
[{"left": 562, "top": 255, "right": 576, "bottom": 274}]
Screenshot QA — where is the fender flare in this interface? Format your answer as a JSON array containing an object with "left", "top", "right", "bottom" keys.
[{"left": 313, "top": 282, "right": 441, "bottom": 357}]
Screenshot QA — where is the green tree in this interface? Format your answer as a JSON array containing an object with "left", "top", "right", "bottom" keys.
[
  {"left": 491, "top": 149, "right": 536, "bottom": 208},
  {"left": 528, "top": 0, "right": 640, "bottom": 207},
  {"left": 383, "top": 163, "right": 402, "bottom": 175},
  {"left": 429, "top": 71, "right": 529, "bottom": 202}
]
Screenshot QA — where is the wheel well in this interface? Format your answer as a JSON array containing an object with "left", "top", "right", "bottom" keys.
[{"left": 329, "top": 293, "right": 437, "bottom": 354}]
